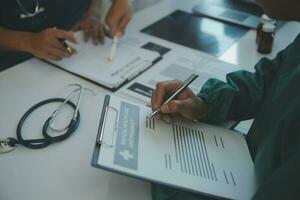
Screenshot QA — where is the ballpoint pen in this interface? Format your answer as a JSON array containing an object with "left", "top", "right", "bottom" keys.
[
  {"left": 108, "top": 36, "right": 118, "bottom": 62},
  {"left": 59, "top": 39, "right": 73, "bottom": 55},
  {"left": 148, "top": 73, "right": 199, "bottom": 119}
]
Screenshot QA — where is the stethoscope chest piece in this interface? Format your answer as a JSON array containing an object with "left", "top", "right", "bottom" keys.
[{"left": 0, "top": 138, "right": 18, "bottom": 153}]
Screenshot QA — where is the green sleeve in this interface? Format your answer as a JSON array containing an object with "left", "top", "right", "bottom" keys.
[
  {"left": 251, "top": 149, "right": 300, "bottom": 200},
  {"left": 197, "top": 46, "right": 291, "bottom": 123}
]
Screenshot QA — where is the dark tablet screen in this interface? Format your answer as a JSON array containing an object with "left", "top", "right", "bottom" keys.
[{"left": 141, "top": 10, "right": 249, "bottom": 56}]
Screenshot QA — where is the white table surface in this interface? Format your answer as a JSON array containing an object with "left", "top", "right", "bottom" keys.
[{"left": 1, "top": 0, "right": 299, "bottom": 200}]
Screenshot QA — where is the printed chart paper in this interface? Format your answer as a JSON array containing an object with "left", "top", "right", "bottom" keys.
[
  {"left": 119, "top": 49, "right": 240, "bottom": 103},
  {"left": 93, "top": 95, "right": 257, "bottom": 200}
]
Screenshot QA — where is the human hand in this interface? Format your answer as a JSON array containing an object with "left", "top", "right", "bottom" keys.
[
  {"left": 71, "top": 7, "right": 105, "bottom": 45},
  {"left": 27, "top": 28, "right": 78, "bottom": 61},
  {"left": 151, "top": 80, "right": 208, "bottom": 123},
  {"left": 105, "top": 0, "right": 133, "bottom": 37}
]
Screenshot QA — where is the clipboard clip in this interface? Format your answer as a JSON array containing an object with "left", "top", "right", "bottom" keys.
[{"left": 97, "top": 105, "right": 118, "bottom": 147}]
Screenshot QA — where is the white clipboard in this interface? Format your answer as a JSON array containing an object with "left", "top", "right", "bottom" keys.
[
  {"left": 92, "top": 95, "right": 257, "bottom": 200},
  {"left": 48, "top": 32, "right": 160, "bottom": 91}
]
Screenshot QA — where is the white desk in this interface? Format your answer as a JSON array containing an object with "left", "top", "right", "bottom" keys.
[{"left": 0, "top": 0, "right": 299, "bottom": 200}]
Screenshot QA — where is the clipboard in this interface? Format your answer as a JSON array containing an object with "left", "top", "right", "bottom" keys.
[
  {"left": 92, "top": 95, "right": 124, "bottom": 166},
  {"left": 92, "top": 95, "right": 112, "bottom": 165},
  {"left": 91, "top": 95, "right": 257, "bottom": 199},
  {"left": 47, "top": 32, "right": 161, "bottom": 92},
  {"left": 46, "top": 57, "right": 161, "bottom": 92}
]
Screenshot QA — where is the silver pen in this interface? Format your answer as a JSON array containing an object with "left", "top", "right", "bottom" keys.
[{"left": 148, "top": 73, "right": 199, "bottom": 119}]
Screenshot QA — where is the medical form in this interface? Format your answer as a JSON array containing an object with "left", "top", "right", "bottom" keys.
[
  {"left": 92, "top": 95, "right": 257, "bottom": 200},
  {"left": 48, "top": 32, "right": 160, "bottom": 91}
]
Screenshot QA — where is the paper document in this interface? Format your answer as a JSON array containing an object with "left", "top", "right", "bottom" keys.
[
  {"left": 92, "top": 95, "right": 257, "bottom": 200},
  {"left": 119, "top": 50, "right": 240, "bottom": 103},
  {"left": 48, "top": 32, "right": 160, "bottom": 90}
]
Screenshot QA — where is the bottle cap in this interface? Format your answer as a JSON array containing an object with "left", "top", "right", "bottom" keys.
[
  {"left": 261, "top": 14, "right": 276, "bottom": 24},
  {"left": 262, "top": 23, "right": 276, "bottom": 32}
]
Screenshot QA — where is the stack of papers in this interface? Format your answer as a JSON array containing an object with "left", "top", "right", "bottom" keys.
[{"left": 119, "top": 49, "right": 240, "bottom": 103}]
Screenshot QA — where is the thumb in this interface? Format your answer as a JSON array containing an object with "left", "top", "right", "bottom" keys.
[
  {"left": 114, "top": 16, "right": 129, "bottom": 36},
  {"left": 105, "top": 13, "right": 119, "bottom": 37},
  {"left": 160, "top": 100, "right": 186, "bottom": 114}
]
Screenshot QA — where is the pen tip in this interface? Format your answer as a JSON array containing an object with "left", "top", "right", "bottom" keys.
[
  {"left": 107, "top": 57, "right": 113, "bottom": 63},
  {"left": 67, "top": 47, "right": 73, "bottom": 55}
]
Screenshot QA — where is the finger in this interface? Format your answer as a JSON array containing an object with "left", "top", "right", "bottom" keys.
[
  {"left": 105, "top": 13, "right": 121, "bottom": 37},
  {"left": 116, "top": 32, "right": 123, "bottom": 38},
  {"left": 161, "top": 100, "right": 186, "bottom": 114},
  {"left": 160, "top": 103, "right": 170, "bottom": 114},
  {"left": 151, "top": 89, "right": 157, "bottom": 111},
  {"left": 53, "top": 29, "right": 79, "bottom": 44},
  {"left": 84, "top": 27, "right": 91, "bottom": 42},
  {"left": 49, "top": 38, "right": 67, "bottom": 51},
  {"left": 103, "top": 23, "right": 110, "bottom": 37},
  {"left": 99, "top": 25, "right": 105, "bottom": 44},
  {"left": 49, "top": 47, "right": 68, "bottom": 59},
  {"left": 114, "top": 16, "right": 130, "bottom": 36},
  {"left": 45, "top": 52, "right": 61, "bottom": 61},
  {"left": 153, "top": 82, "right": 167, "bottom": 110},
  {"left": 154, "top": 80, "right": 181, "bottom": 110},
  {"left": 161, "top": 113, "right": 172, "bottom": 124},
  {"left": 92, "top": 25, "right": 99, "bottom": 45},
  {"left": 49, "top": 37, "right": 76, "bottom": 57},
  {"left": 53, "top": 42, "right": 76, "bottom": 57}
]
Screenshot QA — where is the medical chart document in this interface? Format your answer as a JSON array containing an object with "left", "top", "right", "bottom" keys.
[
  {"left": 92, "top": 95, "right": 257, "bottom": 200},
  {"left": 119, "top": 50, "right": 240, "bottom": 103},
  {"left": 48, "top": 32, "right": 160, "bottom": 91}
]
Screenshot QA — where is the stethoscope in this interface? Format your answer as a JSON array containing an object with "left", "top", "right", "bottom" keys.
[
  {"left": 16, "top": 0, "right": 45, "bottom": 19},
  {"left": 0, "top": 84, "right": 93, "bottom": 153}
]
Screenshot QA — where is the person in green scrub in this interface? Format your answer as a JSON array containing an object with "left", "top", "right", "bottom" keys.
[
  {"left": 0, "top": 0, "right": 133, "bottom": 70},
  {"left": 151, "top": 0, "right": 300, "bottom": 199}
]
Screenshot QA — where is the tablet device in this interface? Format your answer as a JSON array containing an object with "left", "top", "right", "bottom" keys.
[{"left": 141, "top": 10, "right": 248, "bottom": 56}]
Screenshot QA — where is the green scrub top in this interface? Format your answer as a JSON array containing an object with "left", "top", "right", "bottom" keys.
[{"left": 152, "top": 34, "right": 300, "bottom": 200}]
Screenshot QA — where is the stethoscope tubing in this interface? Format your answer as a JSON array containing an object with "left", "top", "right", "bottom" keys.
[{"left": 12, "top": 98, "right": 80, "bottom": 149}]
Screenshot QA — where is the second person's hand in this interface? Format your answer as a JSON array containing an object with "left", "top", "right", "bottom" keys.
[
  {"left": 26, "top": 28, "right": 78, "bottom": 61},
  {"left": 105, "top": 0, "right": 133, "bottom": 37},
  {"left": 151, "top": 80, "right": 208, "bottom": 123},
  {"left": 71, "top": 7, "right": 105, "bottom": 45}
]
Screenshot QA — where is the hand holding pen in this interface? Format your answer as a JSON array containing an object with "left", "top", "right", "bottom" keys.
[
  {"left": 59, "top": 39, "right": 75, "bottom": 55},
  {"left": 26, "top": 28, "right": 78, "bottom": 61},
  {"left": 150, "top": 74, "right": 208, "bottom": 123}
]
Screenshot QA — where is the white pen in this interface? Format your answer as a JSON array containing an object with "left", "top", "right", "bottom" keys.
[{"left": 108, "top": 36, "right": 118, "bottom": 62}]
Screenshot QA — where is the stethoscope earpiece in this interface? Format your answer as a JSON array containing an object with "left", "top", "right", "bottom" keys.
[{"left": 16, "top": 0, "right": 45, "bottom": 19}]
